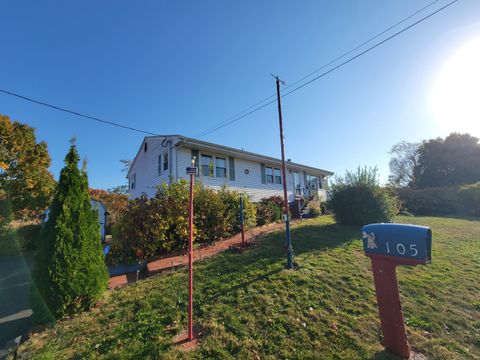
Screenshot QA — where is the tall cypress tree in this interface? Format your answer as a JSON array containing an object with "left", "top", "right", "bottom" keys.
[{"left": 33, "top": 144, "right": 108, "bottom": 321}]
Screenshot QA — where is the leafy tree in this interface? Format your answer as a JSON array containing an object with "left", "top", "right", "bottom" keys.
[
  {"left": 0, "top": 114, "right": 55, "bottom": 219},
  {"left": 33, "top": 144, "right": 108, "bottom": 321},
  {"left": 388, "top": 141, "right": 420, "bottom": 188},
  {"left": 329, "top": 166, "right": 398, "bottom": 226},
  {"left": 413, "top": 133, "right": 480, "bottom": 188}
]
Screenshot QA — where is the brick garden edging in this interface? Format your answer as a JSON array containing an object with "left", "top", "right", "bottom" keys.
[{"left": 108, "top": 221, "right": 296, "bottom": 289}]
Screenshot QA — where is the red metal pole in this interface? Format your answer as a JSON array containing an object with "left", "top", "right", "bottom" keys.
[
  {"left": 371, "top": 258, "right": 410, "bottom": 358},
  {"left": 188, "top": 172, "right": 194, "bottom": 341},
  {"left": 240, "top": 195, "right": 245, "bottom": 246}
]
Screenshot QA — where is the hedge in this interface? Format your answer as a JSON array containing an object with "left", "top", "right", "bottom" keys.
[
  {"left": 107, "top": 182, "right": 256, "bottom": 265},
  {"left": 396, "top": 182, "right": 480, "bottom": 217}
]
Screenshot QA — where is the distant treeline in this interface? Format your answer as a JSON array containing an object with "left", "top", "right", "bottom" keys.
[{"left": 389, "top": 132, "right": 480, "bottom": 217}]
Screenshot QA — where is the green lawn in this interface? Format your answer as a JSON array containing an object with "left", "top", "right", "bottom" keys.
[{"left": 17, "top": 216, "right": 480, "bottom": 359}]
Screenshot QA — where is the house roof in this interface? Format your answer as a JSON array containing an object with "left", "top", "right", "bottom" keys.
[{"left": 127, "top": 135, "right": 334, "bottom": 178}]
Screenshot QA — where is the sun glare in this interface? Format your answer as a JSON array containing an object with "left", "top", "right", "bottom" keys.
[{"left": 432, "top": 37, "right": 480, "bottom": 136}]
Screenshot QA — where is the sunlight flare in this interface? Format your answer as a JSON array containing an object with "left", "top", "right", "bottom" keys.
[{"left": 432, "top": 37, "right": 480, "bottom": 135}]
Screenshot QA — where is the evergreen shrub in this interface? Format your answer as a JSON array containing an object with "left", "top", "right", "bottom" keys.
[{"left": 32, "top": 145, "right": 108, "bottom": 322}]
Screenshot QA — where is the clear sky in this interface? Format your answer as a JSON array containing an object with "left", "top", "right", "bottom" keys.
[{"left": 1, "top": 0, "right": 479, "bottom": 189}]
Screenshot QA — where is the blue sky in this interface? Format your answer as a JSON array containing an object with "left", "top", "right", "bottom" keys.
[{"left": 1, "top": 0, "right": 479, "bottom": 189}]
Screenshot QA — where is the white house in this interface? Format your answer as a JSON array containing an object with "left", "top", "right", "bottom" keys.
[{"left": 127, "top": 135, "right": 333, "bottom": 203}]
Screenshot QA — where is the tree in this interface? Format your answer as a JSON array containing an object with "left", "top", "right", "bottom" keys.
[
  {"left": 0, "top": 114, "right": 55, "bottom": 219},
  {"left": 33, "top": 143, "right": 108, "bottom": 321},
  {"left": 388, "top": 141, "right": 420, "bottom": 188},
  {"left": 413, "top": 133, "right": 480, "bottom": 188}
]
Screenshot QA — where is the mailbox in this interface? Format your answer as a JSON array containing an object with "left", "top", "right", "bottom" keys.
[
  {"left": 361, "top": 223, "right": 432, "bottom": 358},
  {"left": 362, "top": 223, "right": 431, "bottom": 264}
]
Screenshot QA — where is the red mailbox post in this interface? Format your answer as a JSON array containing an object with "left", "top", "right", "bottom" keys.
[
  {"left": 186, "top": 163, "right": 198, "bottom": 341},
  {"left": 362, "top": 224, "right": 432, "bottom": 359}
]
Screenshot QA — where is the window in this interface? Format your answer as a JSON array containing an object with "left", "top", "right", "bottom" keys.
[
  {"left": 131, "top": 173, "right": 136, "bottom": 190},
  {"left": 293, "top": 172, "right": 301, "bottom": 196},
  {"left": 306, "top": 175, "right": 318, "bottom": 191},
  {"left": 201, "top": 154, "right": 213, "bottom": 177},
  {"left": 144, "top": 142, "right": 148, "bottom": 152},
  {"left": 158, "top": 155, "right": 162, "bottom": 175},
  {"left": 163, "top": 152, "right": 169, "bottom": 172},
  {"left": 266, "top": 166, "right": 274, "bottom": 183},
  {"left": 274, "top": 168, "right": 282, "bottom": 184},
  {"left": 215, "top": 157, "right": 226, "bottom": 178}
]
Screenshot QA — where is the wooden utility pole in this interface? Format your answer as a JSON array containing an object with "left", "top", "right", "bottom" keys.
[{"left": 273, "top": 74, "right": 293, "bottom": 269}]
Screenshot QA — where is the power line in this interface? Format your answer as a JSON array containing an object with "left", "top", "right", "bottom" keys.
[
  {"left": 197, "top": 0, "right": 458, "bottom": 138},
  {"left": 0, "top": 0, "right": 459, "bottom": 138},
  {"left": 0, "top": 89, "right": 159, "bottom": 136},
  {"left": 282, "top": 0, "right": 459, "bottom": 98}
]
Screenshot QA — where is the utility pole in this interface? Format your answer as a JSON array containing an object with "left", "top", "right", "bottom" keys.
[{"left": 273, "top": 74, "right": 293, "bottom": 269}]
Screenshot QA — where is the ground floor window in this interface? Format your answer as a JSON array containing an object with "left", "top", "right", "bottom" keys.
[
  {"left": 274, "top": 168, "right": 282, "bottom": 184},
  {"left": 215, "top": 157, "right": 227, "bottom": 178},
  {"left": 201, "top": 154, "right": 213, "bottom": 177}
]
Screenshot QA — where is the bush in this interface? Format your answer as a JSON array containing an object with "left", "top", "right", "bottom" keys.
[
  {"left": 457, "top": 182, "right": 480, "bottom": 216},
  {"left": 256, "top": 196, "right": 283, "bottom": 226},
  {"left": 307, "top": 198, "right": 322, "bottom": 217},
  {"left": 107, "top": 182, "right": 257, "bottom": 265},
  {"left": 329, "top": 167, "right": 399, "bottom": 226},
  {"left": 396, "top": 182, "right": 480, "bottom": 217},
  {"left": 0, "top": 197, "right": 17, "bottom": 256},
  {"left": 16, "top": 223, "right": 42, "bottom": 252},
  {"left": 33, "top": 144, "right": 108, "bottom": 321}
]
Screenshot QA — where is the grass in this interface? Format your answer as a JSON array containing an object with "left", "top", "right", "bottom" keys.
[{"left": 17, "top": 216, "right": 480, "bottom": 359}]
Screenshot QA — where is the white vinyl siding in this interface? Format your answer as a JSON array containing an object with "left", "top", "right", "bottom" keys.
[{"left": 128, "top": 138, "right": 330, "bottom": 202}]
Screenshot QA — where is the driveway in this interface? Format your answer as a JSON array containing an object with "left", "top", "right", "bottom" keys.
[{"left": 0, "top": 254, "right": 34, "bottom": 350}]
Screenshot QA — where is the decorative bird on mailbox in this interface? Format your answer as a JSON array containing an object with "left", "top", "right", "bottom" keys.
[{"left": 362, "top": 231, "right": 377, "bottom": 249}]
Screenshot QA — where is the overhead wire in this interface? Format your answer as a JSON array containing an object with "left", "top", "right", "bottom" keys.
[{"left": 197, "top": 0, "right": 459, "bottom": 137}]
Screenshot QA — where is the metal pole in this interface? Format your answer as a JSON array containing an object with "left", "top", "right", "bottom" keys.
[
  {"left": 188, "top": 169, "right": 194, "bottom": 340},
  {"left": 240, "top": 194, "right": 245, "bottom": 246},
  {"left": 274, "top": 75, "right": 293, "bottom": 269}
]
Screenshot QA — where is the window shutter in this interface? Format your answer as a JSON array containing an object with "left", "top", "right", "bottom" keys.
[
  {"left": 191, "top": 149, "right": 199, "bottom": 177},
  {"left": 158, "top": 154, "right": 162, "bottom": 175},
  {"left": 260, "top": 163, "right": 266, "bottom": 184},
  {"left": 229, "top": 157, "right": 235, "bottom": 181}
]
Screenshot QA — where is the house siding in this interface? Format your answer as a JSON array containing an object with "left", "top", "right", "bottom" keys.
[
  {"left": 128, "top": 137, "right": 178, "bottom": 198},
  {"left": 128, "top": 137, "right": 329, "bottom": 202},
  {"left": 175, "top": 146, "right": 327, "bottom": 202}
]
